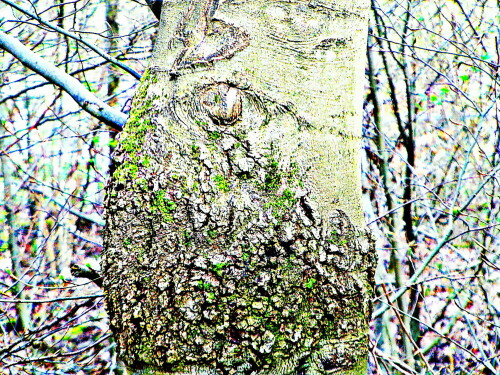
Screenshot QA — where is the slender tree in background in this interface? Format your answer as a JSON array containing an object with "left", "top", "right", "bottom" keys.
[
  {"left": 103, "top": 0, "right": 376, "bottom": 373},
  {"left": 366, "top": 1, "right": 500, "bottom": 373}
]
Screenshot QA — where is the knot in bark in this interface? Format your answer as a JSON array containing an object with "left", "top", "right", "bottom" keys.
[{"left": 200, "top": 83, "right": 242, "bottom": 125}]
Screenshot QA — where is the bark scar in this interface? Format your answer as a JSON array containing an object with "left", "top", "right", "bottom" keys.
[{"left": 170, "top": 0, "right": 250, "bottom": 77}]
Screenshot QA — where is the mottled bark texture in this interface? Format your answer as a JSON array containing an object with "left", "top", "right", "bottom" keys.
[{"left": 103, "top": 1, "right": 375, "bottom": 374}]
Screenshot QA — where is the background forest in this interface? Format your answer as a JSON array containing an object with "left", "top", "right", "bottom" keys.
[{"left": 0, "top": 0, "right": 498, "bottom": 374}]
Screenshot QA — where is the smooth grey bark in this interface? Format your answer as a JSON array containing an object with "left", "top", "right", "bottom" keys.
[{"left": 103, "top": 1, "right": 375, "bottom": 374}]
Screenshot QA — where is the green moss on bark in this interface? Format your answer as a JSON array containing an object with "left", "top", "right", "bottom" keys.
[
  {"left": 112, "top": 69, "right": 156, "bottom": 186},
  {"left": 104, "top": 100, "right": 376, "bottom": 373}
]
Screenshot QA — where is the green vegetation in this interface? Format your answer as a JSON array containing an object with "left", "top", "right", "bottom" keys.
[
  {"left": 112, "top": 69, "right": 156, "bottom": 184},
  {"left": 151, "top": 189, "right": 177, "bottom": 222},
  {"left": 256, "top": 156, "right": 303, "bottom": 218},
  {"left": 206, "top": 292, "right": 215, "bottom": 302},
  {"left": 212, "top": 262, "right": 228, "bottom": 276},
  {"left": 197, "top": 280, "right": 212, "bottom": 290},
  {"left": 304, "top": 278, "right": 317, "bottom": 289},
  {"left": 264, "top": 188, "right": 297, "bottom": 218},
  {"left": 262, "top": 158, "right": 281, "bottom": 192},
  {"left": 213, "top": 174, "right": 230, "bottom": 192},
  {"left": 208, "top": 131, "right": 222, "bottom": 141},
  {"left": 327, "top": 230, "right": 352, "bottom": 246},
  {"left": 191, "top": 144, "right": 200, "bottom": 158},
  {"left": 183, "top": 231, "right": 193, "bottom": 247},
  {"left": 113, "top": 161, "right": 139, "bottom": 181}
]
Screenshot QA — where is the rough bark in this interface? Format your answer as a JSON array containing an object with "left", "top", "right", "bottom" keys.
[{"left": 103, "top": 1, "right": 375, "bottom": 374}]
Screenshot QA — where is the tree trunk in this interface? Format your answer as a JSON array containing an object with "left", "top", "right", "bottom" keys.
[
  {"left": 1, "top": 137, "right": 32, "bottom": 332},
  {"left": 103, "top": 1, "right": 375, "bottom": 374}
]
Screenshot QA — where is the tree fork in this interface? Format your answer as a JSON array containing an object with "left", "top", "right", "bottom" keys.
[{"left": 103, "top": 1, "right": 375, "bottom": 374}]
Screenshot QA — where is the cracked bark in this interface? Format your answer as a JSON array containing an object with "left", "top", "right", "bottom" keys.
[{"left": 103, "top": 1, "right": 375, "bottom": 374}]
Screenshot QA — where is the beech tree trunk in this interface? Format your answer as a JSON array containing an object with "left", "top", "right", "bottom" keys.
[{"left": 103, "top": 1, "right": 375, "bottom": 374}]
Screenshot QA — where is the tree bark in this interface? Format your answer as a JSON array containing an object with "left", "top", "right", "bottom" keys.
[{"left": 103, "top": 1, "right": 375, "bottom": 374}]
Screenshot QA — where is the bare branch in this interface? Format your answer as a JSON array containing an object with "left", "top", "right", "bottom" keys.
[
  {"left": 0, "top": 0, "right": 141, "bottom": 80},
  {"left": 0, "top": 30, "right": 127, "bottom": 130},
  {"left": 373, "top": 163, "right": 500, "bottom": 319},
  {"left": 31, "top": 186, "right": 105, "bottom": 226},
  {"left": 0, "top": 294, "right": 104, "bottom": 303}
]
